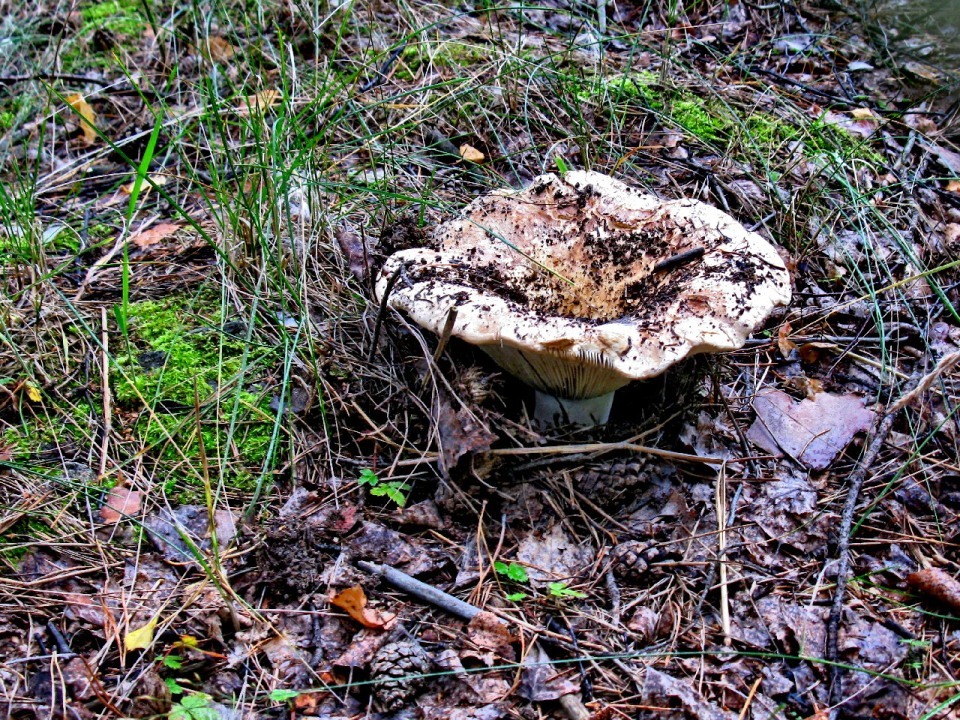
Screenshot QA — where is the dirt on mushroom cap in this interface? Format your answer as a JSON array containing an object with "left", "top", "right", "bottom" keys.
[{"left": 376, "top": 171, "right": 791, "bottom": 398}]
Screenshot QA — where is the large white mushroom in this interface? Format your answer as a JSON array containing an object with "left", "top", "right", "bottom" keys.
[{"left": 375, "top": 171, "right": 791, "bottom": 426}]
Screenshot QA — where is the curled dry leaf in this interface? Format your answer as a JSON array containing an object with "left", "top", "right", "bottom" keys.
[
  {"left": 907, "top": 568, "right": 960, "bottom": 614},
  {"left": 330, "top": 585, "right": 397, "bottom": 630},
  {"left": 459, "top": 143, "right": 485, "bottom": 163},
  {"left": 65, "top": 93, "right": 97, "bottom": 144}
]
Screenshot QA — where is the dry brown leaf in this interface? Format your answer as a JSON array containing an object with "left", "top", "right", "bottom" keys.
[
  {"left": 851, "top": 107, "right": 875, "bottom": 119},
  {"left": 465, "top": 611, "right": 516, "bottom": 661},
  {"left": 200, "top": 36, "right": 236, "bottom": 62},
  {"left": 330, "top": 585, "right": 396, "bottom": 629},
  {"left": 459, "top": 143, "right": 485, "bottom": 163},
  {"left": 130, "top": 222, "right": 181, "bottom": 249},
  {"left": 239, "top": 89, "right": 281, "bottom": 115},
  {"left": 907, "top": 568, "right": 960, "bottom": 613},
  {"left": 747, "top": 389, "right": 875, "bottom": 470},
  {"left": 946, "top": 179, "right": 960, "bottom": 194},
  {"left": 777, "top": 321, "right": 797, "bottom": 357},
  {"left": 66, "top": 93, "right": 98, "bottom": 144},
  {"left": 100, "top": 486, "right": 142, "bottom": 524}
]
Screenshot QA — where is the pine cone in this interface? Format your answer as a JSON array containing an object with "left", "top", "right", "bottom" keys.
[
  {"left": 369, "top": 638, "right": 431, "bottom": 711},
  {"left": 575, "top": 457, "right": 675, "bottom": 508},
  {"left": 612, "top": 540, "right": 665, "bottom": 581}
]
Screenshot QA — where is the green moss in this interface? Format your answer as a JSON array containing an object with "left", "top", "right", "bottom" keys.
[
  {"left": 80, "top": 0, "right": 145, "bottom": 35},
  {"left": 396, "top": 40, "right": 491, "bottom": 80},
  {"left": 112, "top": 294, "right": 281, "bottom": 496}
]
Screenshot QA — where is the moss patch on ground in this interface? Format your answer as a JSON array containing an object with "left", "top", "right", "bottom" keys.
[
  {"left": 587, "top": 72, "right": 882, "bottom": 164},
  {"left": 112, "top": 293, "right": 280, "bottom": 497}
]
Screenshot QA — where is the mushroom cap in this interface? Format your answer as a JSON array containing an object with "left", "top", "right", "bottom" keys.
[{"left": 375, "top": 171, "right": 791, "bottom": 400}]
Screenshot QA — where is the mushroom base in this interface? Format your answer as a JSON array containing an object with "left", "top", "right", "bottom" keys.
[{"left": 533, "top": 390, "right": 616, "bottom": 427}]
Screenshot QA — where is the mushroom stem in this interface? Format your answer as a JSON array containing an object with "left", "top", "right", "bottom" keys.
[{"left": 534, "top": 390, "right": 615, "bottom": 427}]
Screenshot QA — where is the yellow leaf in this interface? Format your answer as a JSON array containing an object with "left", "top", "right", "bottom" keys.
[
  {"left": 851, "top": 107, "right": 874, "bottom": 120},
  {"left": 124, "top": 617, "right": 158, "bottom": 651},
  {"left": 65, "top": 93, "right": 98, "bottom": 144},
  {"left": 459, "top": 143, "right": 485, "bottom": 163},
  {"left": 25, "top": 382, "right": 41, "bottom": 403},
  {"left": 179, "top": 634, "right": 199, "bottom": 648}
]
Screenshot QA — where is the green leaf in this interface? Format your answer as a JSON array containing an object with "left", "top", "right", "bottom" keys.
[
  {"left": 164, "top": 676, "right": 184, "bottom": 695},
  {"left": 494, "top": 561, "right": 528, "bottom": 583},
  {"left": 555, "top": 155, "right": 569, "bottom": 174},
  {"left": 269, "top": 689, "right": 301, "bottom": 703},
  {"left": 162, "top": 654, "right": 183, "bottom": 670},
  {"left": 548, "top": 582, "right": 587, "bottom": 599},
  {"left": 358, "top": 468, "right": 379, "bottom": 486},
  {"left": 505, "top": 592, "right": 527, "bottom": 602},
  {"left": 506, "top": 563, "right": 528, "bottom": 583}
]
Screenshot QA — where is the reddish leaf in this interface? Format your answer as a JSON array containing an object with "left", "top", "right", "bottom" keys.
[{"left": 330, "top": 585, "right": 396, "bottom": 629}]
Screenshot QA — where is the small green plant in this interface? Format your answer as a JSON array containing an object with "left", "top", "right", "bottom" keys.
[
  {"left": 268, "top": 689, "right": 301, "bottom": 703},
  {"left": 357, "top": 468, "right": 410, "bottom": 507},
  {"left": 547, "top": 582, "right": 587, "bottom": 600},
  {"left": 169, "top": 693, "right": 219, "bottom": 720},
  {"left": 494, "top": 561, "right": 529, "bottom": 601},
  {"left": 493, "top": 561, "right": 529, "bottom": 583}
]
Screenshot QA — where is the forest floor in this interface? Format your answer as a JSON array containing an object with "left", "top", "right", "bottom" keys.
[{"left": 2, "top": 1, "right": 960, "bottom": 718}]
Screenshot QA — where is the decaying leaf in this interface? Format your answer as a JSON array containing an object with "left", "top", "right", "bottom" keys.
[
  {"left": 516, "top": 643, "right": 580, "bottom": 702},
  {"left": 438, "top": 398, "right": 496, "bottom": 473},
  {"left": 465, "top": 611, "right": 516, "bottom": 662},
  {"left": 124, "top": 615, "right": 158, "bottom": 651},
  {"left": 459, "top": 143, "right": 485, "bottom": 163},
  {"left": 99, "top": 486, "right": 142, "bottom": 524},
  {"left": 65, "top": 93, "right": 98, "bottom": 144},
  {"left": 130, "top": 222, "right": 182, "bottom": 249},
  {"left": 907, "top": 568, "right": 960, "bottom": 614},
  {"left": 515, "top": 522, "right": 595, "bottom": 583},
  {"left": 330, "top": 585, "right": 396, "bottom": 629},
  {"left": 199, "top": 36, "right": 236, "bottom": 62},
  {"left": 643, "top": 668, "right": 737, "bottom": 720},
  {"left": 747, "top": 389, "right": 875, "bottom": 470}
]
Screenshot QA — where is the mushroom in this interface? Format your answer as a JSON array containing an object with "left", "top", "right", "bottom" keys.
[{"left": 375, "top": 171, "right": 791, "bottom": 426}]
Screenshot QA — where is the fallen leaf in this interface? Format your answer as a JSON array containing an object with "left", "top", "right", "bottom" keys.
[
  {"left": 24, "top": 381, "right": 41, "bottom": 403},
  {"left": 238, "top": 89, "right": 281, "bottom": 115},
  {"left": 747, "top": 389, "right": 875, "bottom": 470},
  {"left": 777, "top": 321, "right": 796, "bottom": 357},
  {"left": 851, "top": 107, "right": 875, "bottom": 120},
  {"left": 130, "top": 222, "right": 181, "bottom": 248},
  {"left": 200, "top": 36, "right": 235, "bottom": 63},
  {"left": 330, "top": 585, "right": 396, "bottom": 629},
  {"left": 465, "top": 612, "right": 516, "bottom": 661},
  {"left": 65, "top": 93, "right": 98, "bottom": 144},
  {"left": 437, "top": 398, "right": 496, "bottom": 474},
  {"left": 99, "top": 486, "right": 142, "bottom": 524},
  {"left": 907, "top": 568, "right": 960, "bottom": 613},
  {"left": 643, "top": 668, "right": 737, "bottom": 720},
  {"left": 120, "top": 173, "right": 168, "bottom": 197},
  {"left": 459, "top": 143, "right": 485, "bottom": 163},
  {"left": 515, "top": 522, "right": 595, "bottom": 583},
  {"left": 124, "top": 616, "right": 158, "bottom": 650},
  {"left": 947, "top": 179, "right": 960, "bottom": 194},
  {"left": 517, "top": 644, "right": 580, "bottom": 702}
]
